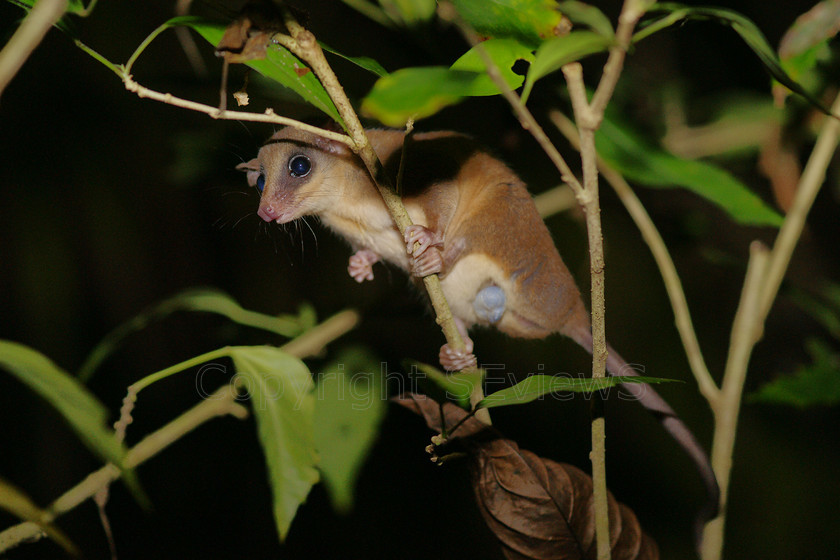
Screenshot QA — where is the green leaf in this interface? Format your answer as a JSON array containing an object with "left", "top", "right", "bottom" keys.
[
  {"left": 477, "top": 374, "right": 680, "bottom": 409},
  {"left": 0, "top": 341, "right": 128, "bottom": 468},
  {"left": 596, "top": 112, "right": 784, "bottom": 227},
  {"left": 231, "top": 346, "right": 319, "bottom": 541},
  {"left": 750, "top": 339, "right": 840, "bottom": 408},
  {"left": 450, "top": 38, "right": 535, "bottom": 95},
  {"left": 362, "top": 38, "right": 533, "bottom": 126},
  {"left": 778, "top": 1, "right": 840, "bottom": 62},
  {"left": 79, "top": 288, "right": 312, "bottom": 382},
  {"left": 176, "top": 17, "right": 343, "bottom": 126},
  {"left": 450, "top": 0, "right": 564, "bottom": 48},
  {"left": 0, "top": 476, "right": 79, "bottom": 556},
  {"left": 380, "top": 0, "right": 436, "bottom": 25},
  {"left": 637, "top": 3, "right": 836, "bottom": 117},
  {"left": 409, "top": 361, "right": 484, "bottom": 409},
  {"left": 9, "top": 0, "right": 93, "bottom": 16},
  {"left": 313, "top": 347, "right": 386, "bottom": 512},
  {"left": 320, "top": 42, "right": 388, "bottom": 77},
  {"left": 362, "top": 67, "right": 478, "bottom": 126},
  {"left": 521, "top": 31, "right": 612, "bottom": 103},
  {"left": 775, "top": 1, "right": 840, "bottom": 100},
  {"left": 557, "top": 1, "right": 614, "bottom": 37}
]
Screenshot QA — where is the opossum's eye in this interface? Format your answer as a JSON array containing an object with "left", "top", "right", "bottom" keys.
[
  {"left": 256, "top": 173, "right": 266, "bottom": 193},
  {"left": 288, "top": 154, "right": 312, "bottom": 178}
]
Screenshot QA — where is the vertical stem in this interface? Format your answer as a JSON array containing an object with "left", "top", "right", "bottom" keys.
[
  {"left": 701, "top": 91, "right": 840, "bottom": 560},
  {"left": 275, "top": 14, "right": 490, "bottom": 424},
  {"left": 0, "top": 0, "right": 68, "bottom": 97},
  {"left": 701, "top": 243, "right": 768, "bottom": 560}
]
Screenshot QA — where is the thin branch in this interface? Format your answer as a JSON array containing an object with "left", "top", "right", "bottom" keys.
[
  {"left": 0, "top": 0, "right": 68, "bottom": 97},
  {"left": 588, "top": 0, "right": 645, "bottom": 119},
  {"left": 549, "top": 109, "right": 721, "bottom": 407},
  {"left": 560, "top": 61, "right": 611, "bottom": 560},
  {"left": 757, "top": 92, "right": 840, "bottom": 320},
  {"left": 700, "top": 242, "right": 768, "bottom": 560},
  {"left": 0, "top": 385, "right": 248, "bottom": 553},
  {"left": 701, "top": 88, "right": 840, "bottom": 560},
  {"left": 0, "top": 308, "right": 359, "bottom": 553},
  {"left": 120, "top": 74, "right": 354, "bottom": 147},
  {"left": 533, "top": 184, "right": 577, "bottom": 217},
  {"left": 273, "top": 9, "right": 490, "bottom": 422},
  {"left": 438, "top": 2, "right": 584, "bottom": 195}
]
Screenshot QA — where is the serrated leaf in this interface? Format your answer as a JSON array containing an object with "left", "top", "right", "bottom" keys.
[
  {"left": 521, "top": 31, "right": 612, "bottom": 103},
  {"left": 231, "top": 346, "right": 318, "bottom": 541},
  {"left": 320, "top": 42, "right": 388, "bottom": 77},
  {"left": 450, "top": 0, "right": 564, "bottom": 48},
  {"left": 313, "top": 347, "right": 386, "bottom": 512},
  {"left": 0, "top": 476, "right": 79, "bottom": 556},
  {"left": 596, "top": 112, "right": 784, "bottom": 227},
  {"left": 79, "top": 288, "right": 310, "bottom": 382},
  {"left": 477, "top": 373, "right": 679, "bottom": 410},
  {"left": 0, "top": 341, "right": 128, "bottom": 469},
  {"left": 638, "top": 3, "right": 836, "bottom": 117},
  {"left": 174, "top": 17, "right": 343, "bottom": 126},
  {"left": 409, "top": 361, "right": 484, "bottom": 409},
  {"left": 558, "top": 1, "right": 614, "bottom": 37},
  {"left": 750, "top": 339, "right": 840, "bottom": 408}
]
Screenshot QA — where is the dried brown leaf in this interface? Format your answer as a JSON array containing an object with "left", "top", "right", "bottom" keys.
[
  {"left": 394, "top": 393, "right": 658, "bottom": 560},
  {"left": 215, "top": 2, "right": 285, "bottom": 63},
  {"left": 473, "top": 439, "right": 658, "bottom": 560},
  {"left": 392, "top": 392, "right": 489, "bottom": 439}
]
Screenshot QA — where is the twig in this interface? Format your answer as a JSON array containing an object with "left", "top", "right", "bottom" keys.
[
  {"left": 442, "top": 0, "right": 644, "bottom": 555},
  {"left": 699, "top": 242, "right": 767, "bottom": 560},
  {"left": 549, "top": 109, "right": 721, "bottom": 407},
  {"left": 0, "top": 308, "right": 359, "bottom": 553},
  {"left": 120, "top": 73, "right": 354, "bottom": 147},
  {"left": 272, "top": 9, "right": 490, "bottom": 423},
  {"left": 0, "top": 0, "right": 68, "bottom": 97},
  {"left": 0, "top": 385, "right": 248, "bottom": 553},
  {"left": 757, "top": 92, "right": 840, "bottom": 320},
  {"left": 700, "top": 88, "right": 840, "bottom": 560},
  {"left": 533, "top": 184, "right": 577, "bottom": 217},
  {"left": 561, "top": 60, "right": 612, "bottom": 560},
  {"left": 438, "top": 3, "right": 583, "bottom": 195}
]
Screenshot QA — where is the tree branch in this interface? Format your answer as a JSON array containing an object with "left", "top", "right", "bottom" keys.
[
  {"left": 0, "top": 309, "right": 359, "bottom": 553},
  {"left": 273, "top": 9, "right": 490, "bottom": 423},
  {"left": 701, "top": 88, "right": 840, "bottom": 560},
  {"left": 548, "top": 109, "right": 721, "bottom": 407},
  {"left": 0, "top": 0, "right": 68, "bottom": 97}
]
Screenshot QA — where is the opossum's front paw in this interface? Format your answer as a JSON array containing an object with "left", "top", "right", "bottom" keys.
[
  {"left": 404, "top": 225, "right": 443, "bottom": 277},
  {"left": 439, "top": 338, "right": 477, "bottom": 372},
  {"left": 410, "top": 248, "right": 443, "bottom": 277},
  {"left": 348, "top": 249, "right": 379, "bottom": 283}
]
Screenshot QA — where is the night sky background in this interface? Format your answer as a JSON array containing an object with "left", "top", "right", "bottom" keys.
[{"left": 1, "top": 1, "right": 839, "bottom": 558}]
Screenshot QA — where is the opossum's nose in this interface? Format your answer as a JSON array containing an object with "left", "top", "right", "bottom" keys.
[{"left": 258, "top": 203, "right": 280, "bottom": 222}]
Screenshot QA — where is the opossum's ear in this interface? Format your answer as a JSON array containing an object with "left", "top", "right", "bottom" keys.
[
  {"left": 312, "top": 120, "right": 353, "bottom": 156},
  {"left": 313, "top": 133, "right": 352, "bottom": 157},
  {"left": 236, "top": 158, "right": 260, "bottom": 186}
]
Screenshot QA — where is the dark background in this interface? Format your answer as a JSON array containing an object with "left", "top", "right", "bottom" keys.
[{"left": 1, "top": 1, "right": 838, "bottom": 558}]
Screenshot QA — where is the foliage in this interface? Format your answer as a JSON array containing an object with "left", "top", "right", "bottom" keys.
[
  {"left": 2, "top": 0, "right": 839, "bottom": 558},
  {"left": 750, "top": 338, "right": 840, "bottom": 408}
]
